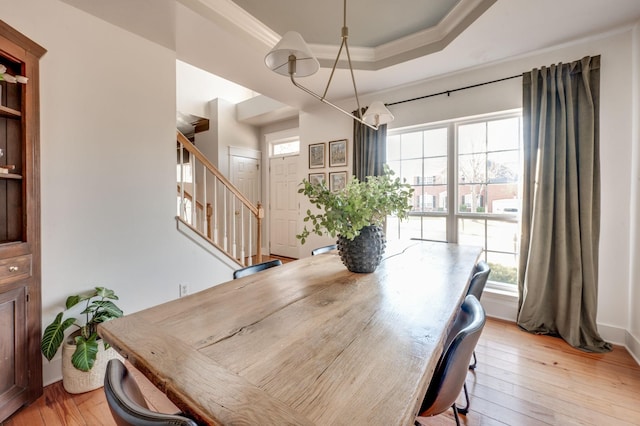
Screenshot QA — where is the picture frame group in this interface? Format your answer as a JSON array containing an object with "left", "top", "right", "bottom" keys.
[{"left": 308, "top": 139, "right": 348, "bottom": 169}]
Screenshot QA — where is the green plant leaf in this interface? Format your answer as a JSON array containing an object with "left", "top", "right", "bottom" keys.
[
  {"left": 95, "top": 287, "right": 119, "bottom": 300},
  {"left": 72, "top": 334, "right": 99, "bottom": 372},
  {"left": 65, "top": 288, "right": 98, "bottom": 309},
  {"left": 296, "top": 165, "right": 414, "bottom": 242},
  {"left": 92, "top": 300, "right": 124, "bottom": 319},
  {"left": 65, "top": 295, "right": 81, "bottom": 310},
  {"left": 40, "top": 313, "right": 76, "bottom": 361}
]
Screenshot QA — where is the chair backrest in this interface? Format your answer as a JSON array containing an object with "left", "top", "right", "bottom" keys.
[
  {"left": 104, "top": 359, "right": 198, "bottom": 426},
  {"left": 311, "top": 244, "right": 337, "bottom": 256},
  {"left": 466, "top": 260, "right": 490, "bottom": 301},
  {"left": 418, "top": 295, "right": 486, "bottom": 417},
  {"left": 233, "top": 259, "right": 283, "bottom": 279}
]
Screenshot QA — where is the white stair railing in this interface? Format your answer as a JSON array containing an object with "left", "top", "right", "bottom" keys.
[{"left": 176, "top": 130, "right": 263, "bottom": 267}]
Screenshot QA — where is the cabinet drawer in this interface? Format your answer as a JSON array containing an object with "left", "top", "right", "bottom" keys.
[{"left": 0, "top": 255, "right": 32, "bottom": 284}]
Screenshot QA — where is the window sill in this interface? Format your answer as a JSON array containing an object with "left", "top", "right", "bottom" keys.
[{"left": 485, "top": 283, "right": 518, "bottom": 299}]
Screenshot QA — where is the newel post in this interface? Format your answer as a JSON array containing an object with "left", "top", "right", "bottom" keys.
[{"left": 256, "top": 203, "right": 264, "bottom": 263}]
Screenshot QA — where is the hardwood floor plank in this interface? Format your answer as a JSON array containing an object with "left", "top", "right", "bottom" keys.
[
  {"left": 473, "top": 347, "right": 640, "bottom": 411},
  {"left": 458, "top": 394, "right": 547, "bottom": 426},
  {"left": 477, "top": 335, "right": 637, "bottom": 378},
  {"left": 1, "top": 396, "right": 45, "bottom": 426},
  {"left": 4, "top": 318, "right": 640, "bottom": 425},
  {"left": 468, "top": 378, "right": 637, "bottom": 426},
  {"left": 73, "top": 388, "right": 116, "bottom": 426},
  {"left": 36, "top": 382, "right": 84, "bottom": 426},
  {"left": 475, "top": 341, "right": 640, "bottom": 394}
]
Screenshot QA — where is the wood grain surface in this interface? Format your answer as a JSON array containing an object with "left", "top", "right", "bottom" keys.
[{"left": 99, "top": 240, "right": 481, "bottom": 425}]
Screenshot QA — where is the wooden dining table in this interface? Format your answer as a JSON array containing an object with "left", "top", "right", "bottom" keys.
[{"left": 98, "top": 240, "right": 481, "bottom": 425}]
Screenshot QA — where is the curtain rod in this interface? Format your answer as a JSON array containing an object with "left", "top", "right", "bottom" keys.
[{"left": 386, "top": 73, "right": 522, "bottom": 107}]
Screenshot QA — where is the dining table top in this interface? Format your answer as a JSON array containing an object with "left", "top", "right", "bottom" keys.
[{"left": 98, "top": 240, "right": 482, "bottom": 425}]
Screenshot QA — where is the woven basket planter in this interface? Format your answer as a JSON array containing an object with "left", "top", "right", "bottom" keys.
[{"left": 61, "top": 337, "right": 122, "bottom": 394}]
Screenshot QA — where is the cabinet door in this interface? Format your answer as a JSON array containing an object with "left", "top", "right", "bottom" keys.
[{"left": 0, "top": 285, "right": 28, "bottom": 421}]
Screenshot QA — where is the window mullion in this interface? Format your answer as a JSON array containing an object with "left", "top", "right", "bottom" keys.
[{"left": 447, "top": 123, "right": 457, "bottom": 243}]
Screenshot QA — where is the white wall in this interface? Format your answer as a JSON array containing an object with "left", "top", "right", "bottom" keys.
[
  {"left": 211, "top": 98, "right": 260, "bottom": 177},
  {"left": 176, "top": 60, "right": 255, "bottom": 117},
  {"left": 297, "top": 106, "right": 353, "bottom": 255},
  {"left": 629, "top": 22, "right": 640, "bottom": 362},
  {"left": 4, "top": 0, "right": 235, "bottom": 385}
]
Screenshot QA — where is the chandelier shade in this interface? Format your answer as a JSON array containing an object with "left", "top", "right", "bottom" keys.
[
  {"left": 362, "top": 101, "right": 394, "bottom": 127},
  {"left": 264, "top": 31, "right": 319, "bottom": 77}
]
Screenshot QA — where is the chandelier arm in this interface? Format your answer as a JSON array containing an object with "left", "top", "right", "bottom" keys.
[
  {"left": 343, "top": 39, "right": 362, "bottom": 116},
  {"left": 322, "top": 38, "right": 346, "bottom": 100},
  {"left": 289, "top": 73, "right": 379, "bottom": 131}
]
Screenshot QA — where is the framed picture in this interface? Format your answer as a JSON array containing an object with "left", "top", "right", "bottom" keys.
[
  {"left": 329, "top": 171, "right": 347, "bottom": 192},
  {"left": 329, "top": 139, "right": 347, "bottom": 167},
  {"left": 309, "top": 143, "right": 325, "bottom": 169},
  {"left": 308, "top": 173, "right": 325, "bottom": 186}
]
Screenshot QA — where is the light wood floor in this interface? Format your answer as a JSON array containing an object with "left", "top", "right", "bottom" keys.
[{"left": 4, "top": 318, "right": 640, "bottom": 425}]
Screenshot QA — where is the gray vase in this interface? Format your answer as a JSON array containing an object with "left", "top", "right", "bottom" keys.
[{"left": 337, "top": 225, "right": 386, "bottom": 273}]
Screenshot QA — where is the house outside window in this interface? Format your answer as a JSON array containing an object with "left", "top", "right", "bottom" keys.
[{"left": 386, "top": 111, "right": 522, "bottom": 287}]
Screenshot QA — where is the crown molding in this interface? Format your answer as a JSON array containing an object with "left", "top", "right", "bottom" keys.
[{"left": 179, "top": 0, "right": 496, "bottom": 70}]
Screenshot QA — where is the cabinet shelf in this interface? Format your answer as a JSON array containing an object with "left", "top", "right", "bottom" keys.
[
  {"left": 0, "top": 172, "right": 22, "bottom": 179},
  {"left": 0, "top": 105, "right": 22, "bottom": 119}
]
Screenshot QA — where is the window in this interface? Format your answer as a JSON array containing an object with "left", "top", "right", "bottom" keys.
[
  {"left": 386, "top": 111, "right": 522, "bottom": 287},
  {"left": 272, "top": 140, "right": 300, "bottom": 156}
]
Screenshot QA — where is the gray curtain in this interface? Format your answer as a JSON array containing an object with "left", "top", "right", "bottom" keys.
[
  {"left": 518, "top": 55, "right": 611, "bottom": 352},
  {"left": 353, "top": 108, "right": 387, "bottom": 180}
]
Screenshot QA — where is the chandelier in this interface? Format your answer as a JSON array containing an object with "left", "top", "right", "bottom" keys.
[{"left": 264, "top": 0, "right": 394, "bottom": 130}]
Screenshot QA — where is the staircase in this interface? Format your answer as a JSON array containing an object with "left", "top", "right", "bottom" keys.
[{"left": 176, "top": 130, "right": 263, "bottom": 267}]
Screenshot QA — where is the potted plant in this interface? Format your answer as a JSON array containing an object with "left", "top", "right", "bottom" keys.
[
  {"left": 41, "top": 286, "right": 123, "bottom": 393},
  {"left": 298, "top": 166, "right": 414, "bottom": 272}
]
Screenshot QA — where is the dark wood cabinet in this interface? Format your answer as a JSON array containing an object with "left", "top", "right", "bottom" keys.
[{"left": 0, "top": 20, "right": 45, "bottom": 421}]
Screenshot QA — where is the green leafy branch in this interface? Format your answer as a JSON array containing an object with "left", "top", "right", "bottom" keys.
[{"left": 297, "top": 165, "right": 414, "bottom": 243}]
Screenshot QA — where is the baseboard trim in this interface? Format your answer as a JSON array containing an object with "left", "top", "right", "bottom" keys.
[
  {"left": 625, "top": 330, "right": 640, "bottom": 365},
  {"left": 482, "top": 288, "right": 518, "bottom": 322}
]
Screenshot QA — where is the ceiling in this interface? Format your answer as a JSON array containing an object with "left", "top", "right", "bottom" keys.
[
  {"left": 232, "top": 0, "right": 458, "bottom": 47},
  {"left": 62, "top": 0, "right": 640, "bottom": 124},
  {"left": 229, "top": 0, "right": 496, "bottom": 70}
]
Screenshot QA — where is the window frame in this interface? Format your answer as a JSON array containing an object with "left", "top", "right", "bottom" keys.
[{"left": 387, "top": 109, "right": 522, "bottom": 287}]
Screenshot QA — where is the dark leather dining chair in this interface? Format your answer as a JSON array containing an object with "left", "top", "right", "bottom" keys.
[
  {"left": 416, "top": 295, "right": 486, "bottom": 426},
  {"left": 311, "top": 244, "right": 337, "bottom": 256},
  {"left": 233, "top": 259, "right": 282, "bottom": 279},
  {"left": 104, "top": 359, "right": 198, "bottom": 426},
  {"left": 466, "top": 260, "right": 490, "bottom": 369}
]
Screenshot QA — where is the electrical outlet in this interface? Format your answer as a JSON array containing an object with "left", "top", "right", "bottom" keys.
[{"left": 179, "top": 284, "right": 188, "bottom": 297}]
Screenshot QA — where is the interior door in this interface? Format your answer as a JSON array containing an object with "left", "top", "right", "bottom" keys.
[
  {"left": 230, "top": 155, "right": 261, "bottom": 259},
  {"left": 269, "top": 156, "right": 299, "bottom": 258}
]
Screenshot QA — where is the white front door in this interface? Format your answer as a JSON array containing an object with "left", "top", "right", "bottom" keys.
[
  {"left": 231, "top": 154, "right": 261, "bottom": 259},
  {"left": 269, "top": 155, "right": 299, "bottom": 258}
]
